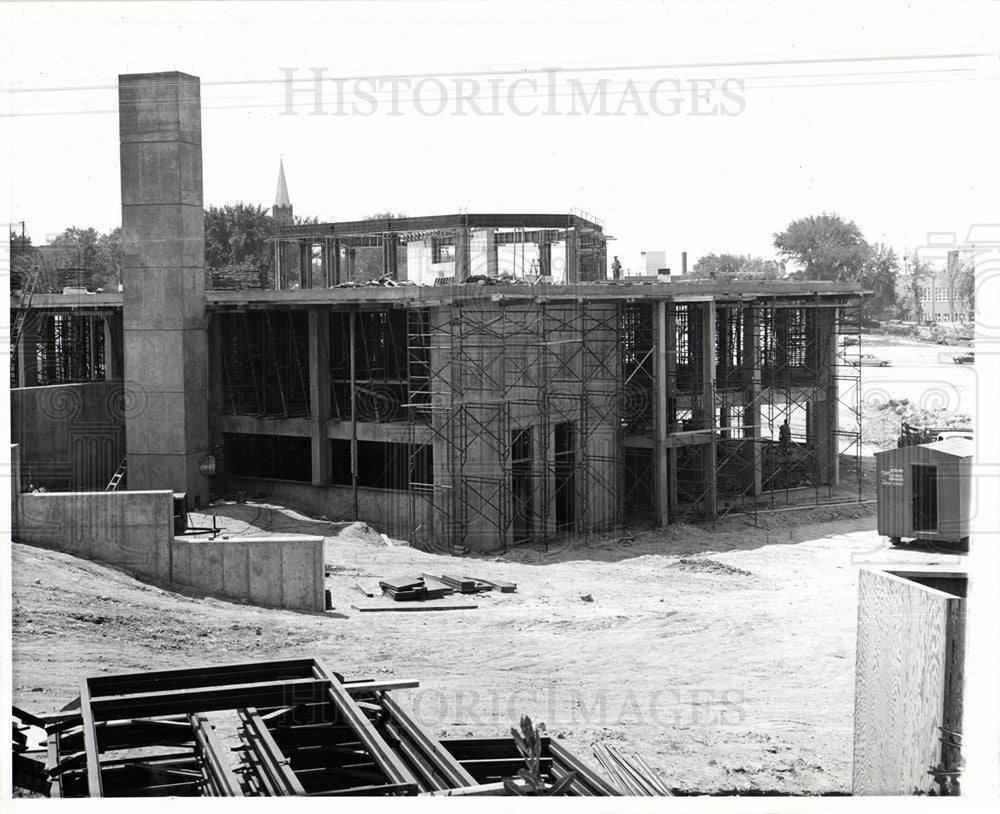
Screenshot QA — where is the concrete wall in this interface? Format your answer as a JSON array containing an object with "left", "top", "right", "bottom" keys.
[
  {"left": 10, "top": 382, "right": 125, "bottom": 491},
  {"left": 119, "top": 70, "right": 210, "bottom": 505},
  {"left": 15, "top": 490, "right": 173, "bottom": 580},
  {"left": 222, "top": 476, "right": 434, "bottom": 546},
  {"left": 14, "top": 489, "right": 325, "bottom": 612},
  {"left": 853, "top": 567, "right": 966, "bottom": 795},
  {"left": 171, "top": 535, "right": 324, "bottom": 612}
]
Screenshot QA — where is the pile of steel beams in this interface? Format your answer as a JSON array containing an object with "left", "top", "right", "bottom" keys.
[{"left": 22, "top": 658, "right": 617, "bottom": 798}]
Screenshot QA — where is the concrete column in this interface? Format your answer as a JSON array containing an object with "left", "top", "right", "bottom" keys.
[
  {"left": 119, "top": 71, "right": 210, "bottom": 506},
  {"left": 309, "top": 309, "right": 332, "bottom": 485},
  {"left": 16, "top": 312, "right": 40, "bottom": 388},
  {"left": 564, "top": 230, "right": 579, "bottom": 284},
  {"left": 274, "top": 241, "right": 284, "bottom": 289},
  {"left": 455, "top": 227, "right": 471, "bottom": 281},
  {"left": 810, "top": 306, "right": 839, "bottom": 487},
  {"left": 538, "top": 240, "right": 551, "bottom": 278},
  {"left": 534, "top": 421, "right": 555, "bottom": 539},
  {"left": 331, "top": 239, "right": 341, "bottom": 285},
  {"left": 300, "top": 242, "right": 312, "bottom": 289},
  {"left": 103, "top": 314, "right": 119, "bottom": 380},
  {"left": 485, "top": 230, "right": 498, "bottom": 278},
  {"left": 207, "top": 314, "right": 224, "bottom": 468},
  {"left": 702, "top": 302, "right": 717, "bottom": 519},
  {"left": 743, "top": 306, "right": 762, "bottom": 495},
  {"left": 654, "top": 301, "right": 669, "bottom": 526},
  {"left": 383, "top": 234, "right": 399, "bottom": 279},
  {"left": 665, "top": 305, "right": 678, "bottom": 512},
  {"left": 345, "top": 247, "right": 356, "bottom": 282}
]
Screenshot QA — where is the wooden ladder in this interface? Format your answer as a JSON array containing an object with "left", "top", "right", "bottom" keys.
[{"left": 105, "top": 458, "right": 127, "bottom": 492}]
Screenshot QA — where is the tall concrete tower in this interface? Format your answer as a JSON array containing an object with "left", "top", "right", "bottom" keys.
[
  {"left": 119, "top": 71, "right": 210, "bottom": 506},
  {"left": 273, "top": 159, "right": 293, "bottom": 225}
]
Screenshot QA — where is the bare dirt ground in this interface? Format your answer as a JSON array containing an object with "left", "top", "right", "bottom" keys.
[{"left": 10, "top": 490, "right": 959, "bottom": 795}]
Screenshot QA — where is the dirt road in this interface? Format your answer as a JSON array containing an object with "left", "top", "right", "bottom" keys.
[{"left": 10, "top": 499, "right": 956, "bottom": 795}]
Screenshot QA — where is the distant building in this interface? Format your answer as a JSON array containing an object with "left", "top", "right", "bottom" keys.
[{"left": 911, "top": 251, "right": 973, "bottom": 323}]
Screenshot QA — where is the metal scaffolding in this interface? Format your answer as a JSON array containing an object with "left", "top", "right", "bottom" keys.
[
  {"left": 404, "top": 296, "right": 621, "bottom": 553},
  {"left": 218, "top": 311, "right": 310, "bottom": 417}
]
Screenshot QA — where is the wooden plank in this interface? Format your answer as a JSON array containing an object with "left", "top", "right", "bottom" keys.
[
  {"left": 853, "top": 568, "right": 959, "bottom": 795},
  {"left": 379, "top": 576, "right": 423, "bottom": 592},
  {"left": 355, "top": 580, "right": 381, "bottom": 597},
  {"left": 466, "top": 576, "right": 516, "bottom": 593},
  {"left": 351, "top": 602, "right": 478, "bottom": 613}
]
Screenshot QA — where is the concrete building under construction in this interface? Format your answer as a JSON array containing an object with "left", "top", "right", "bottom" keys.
[{"left": 10, "top": 71, "right": 863, "bottom": 554}]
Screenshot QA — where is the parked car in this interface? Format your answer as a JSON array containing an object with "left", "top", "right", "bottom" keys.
[
  {"left": 952, "top": 352, "right": 974, "bottom": 364},
  {"left": 936, "top": 430, "right": 974, "bottom": 442},
  {"left": 851, "top": 354, "right": 890, "bottom": 367}
]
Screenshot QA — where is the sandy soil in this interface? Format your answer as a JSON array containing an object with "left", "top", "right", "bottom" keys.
[{"left": 10, "top": 495, "right": 958, "bottom": 795}]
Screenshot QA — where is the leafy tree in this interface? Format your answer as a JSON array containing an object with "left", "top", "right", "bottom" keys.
[
  {"left": 691, "top": 253, "right": 744, "bottom": 277},
  {"left": 773, "top": 213, "right": 871, "bottom": 282},
  {"left": 859, "top": 242, "right": 899, "bottom": 320},
  {"left": 690, "top": 253, "right": 785, "bottom": 280},
  {"left": 204, "top": 203, "right": 276, "bottom": 272},
  {"left": 10, "top": 231, "right": 39, "bottom": 293},
  {"left": 364, "top": 211, "right": 406, "bottom": 222},
  {"left": 949, "top": 252, "right": 975, "bottom": 316},
  {"left": 901, "top": 250, "right": 936, "bottom": 323},
  {"left": 29, "top": 226, "right": 123, "bottom": 292}
]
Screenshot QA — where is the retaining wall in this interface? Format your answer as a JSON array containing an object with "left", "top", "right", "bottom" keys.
[{"left": 14, "top": 490, "right": 324, "bottom": 612}]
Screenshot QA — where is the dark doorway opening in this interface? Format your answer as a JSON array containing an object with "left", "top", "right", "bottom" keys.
[
  {"left": 912, "top": 464, "right": 938, "bottom": 532},
  {"left": 511, "top": 429, "right": 534, "bottom": 544}
]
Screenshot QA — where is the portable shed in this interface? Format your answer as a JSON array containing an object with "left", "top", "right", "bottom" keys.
[{"left": 875, "top": 438, "right": 973, "bottom": 548}]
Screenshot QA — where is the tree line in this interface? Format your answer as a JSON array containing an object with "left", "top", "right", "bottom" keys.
[
  {"left": 10, "top": 208, "right": 975, "bottom": 322},
  {"left": 9, "top": 204, "right": 402, "bottom": 294},
  {"left": 689, "top": 212, "right": 975, "bottom": 322}
]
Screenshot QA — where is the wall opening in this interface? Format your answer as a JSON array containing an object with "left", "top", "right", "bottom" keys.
[
  {"left": 218, "top": 311, "right": 310, "bottom": 417},
  {"left": 330, "top": 440, "right": 432, "bottom": 490},
  {"left": 223, "top": 433, "right": 312, "bottom": 481},
  {"left": 510, "top": 428, "right": 534, "bottom": 544}
]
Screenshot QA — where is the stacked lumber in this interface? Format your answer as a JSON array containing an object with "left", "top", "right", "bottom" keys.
[
  {"left": 375, "top": 574, "right": 517, "bottom": 602},
  {"left": 427, "top": 574, "right": 516, "bottom": 594},
  {"left": 592, "top": 743, "right": 673, "bottom": 796},
  {"left": 379, "top": 575, "right": 469, "bottom": 602},
  {"left": 379, "top": 576, "right": 434, "bottom": 601}
]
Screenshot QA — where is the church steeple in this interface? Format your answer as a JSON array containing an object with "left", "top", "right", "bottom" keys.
[{"left": 273, "top": 159, "right": 293, "bottom": 225}]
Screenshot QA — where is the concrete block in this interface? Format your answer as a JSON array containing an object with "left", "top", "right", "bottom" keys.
[
  {"left": 221, "top": 541, "right": 250, "bottom": 601},
  {"left": 119, "top": 141, "right": 204, "bottom": 209},
  {"left": 187, "top": 541, "right": 224, "bottom": 594},
  {"left": 280, "top": 539, "right": 323, "bottom": 611},
  {"left": 118, "top": 524, "right": 162, "bottom": 576},
  {"left": 120, "top": 141, "right": 182, "bottom": 206},
  {"left": 119, "top": 72, "right": 201, "bottom": 146},
  {"left": 248, "top": 542, "right": 284, "bottom": 608},
  {"left": 170, "top": 539, "right": 192, "bottom": 587},
  {"left": 121, "top": 205, "right": 205, "bottom": 271},
  {"left": 122, "top": 330, "right": 188, "bottom": 392},
  {"left": 126, "top": 454, "right": 188, "bottom": 494},
  {"left": 124, "top": 395, "right": 191, "bottom": 455}
]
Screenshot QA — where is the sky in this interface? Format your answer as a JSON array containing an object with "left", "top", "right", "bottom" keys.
[{"left": 2, "top": 0, "right": 999, "bottom": 274}]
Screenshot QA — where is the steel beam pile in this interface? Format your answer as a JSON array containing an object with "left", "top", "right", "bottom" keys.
[{"left": 22, "top": 657, "right": 618, "bottom": 798}]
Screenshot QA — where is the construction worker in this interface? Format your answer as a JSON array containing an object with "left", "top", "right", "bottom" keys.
[{"left": 779, "top": 419, "right": 791, "bottom": 455}]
